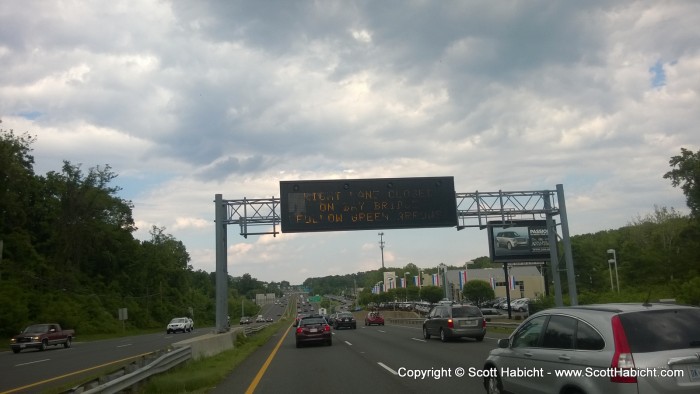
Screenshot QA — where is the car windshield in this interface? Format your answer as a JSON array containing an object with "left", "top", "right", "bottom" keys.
[
  {"left": 452, "top": 306, "right": 482, "bottom": 318},
  {"left": 24, "top": 324, "right": 50, "bottom": 333},
  {"left": 338, "top": 313, "right": 353, "bottom": 318},
  {"left": 171, "top": 318, "right": 186, "bottom": 323},
  {"left": 619, "top": 309, "right": 700, "bottom": 353},
  {"left": 300, "top": 318, "right": 326, "bottom": 326}
]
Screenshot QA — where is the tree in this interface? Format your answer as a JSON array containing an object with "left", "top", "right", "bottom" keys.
[
  {"left": 462, "top": 280, "right": 495, "bottom": 306},
  {"left": 420, "top": 285, "right": 444, "bottom": 303},
  {"left": 664, "top": 148, "right": 700, "bottom": 218}
]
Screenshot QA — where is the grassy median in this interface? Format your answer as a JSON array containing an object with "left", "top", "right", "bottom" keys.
[{"left": 142, "top": 319, "right": 288, "bottom": 393}]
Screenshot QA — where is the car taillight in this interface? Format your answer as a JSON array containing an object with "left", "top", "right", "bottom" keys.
[
  {"left": 482, "top": 319, "right": 487, "bottom": 328},
  {"left": 296, "top": 327, "right": 303, "bottom": 334},
  {"left": 610, "top": 315, "right": 636, "bottom": 383},
  {"left": 324, "top": 324, "right": 331, "bottom": 332},
  {"left": 448, "top": 319, "right": 454, "bottom": 329}
]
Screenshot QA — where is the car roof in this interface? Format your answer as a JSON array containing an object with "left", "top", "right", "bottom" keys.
[{"left": 538, "top": 302, "right": 697, "bottom": 315}]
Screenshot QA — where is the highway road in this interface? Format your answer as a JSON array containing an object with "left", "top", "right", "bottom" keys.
[
  {"left": 212, "top": 317, "right": 510, "bottom": 393},
  {"left": 1, "top": 297, "right": 506, "bottom": 393},
  {"left": 0, "top": 302, "right": 286, "bottom": 394}
]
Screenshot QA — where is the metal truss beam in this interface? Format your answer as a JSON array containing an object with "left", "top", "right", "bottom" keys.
[
  {"left": 455, "top": 189, "right": 560, "bottom": 229},
  {"left": 221, "top": 190, "right": 561, "bottom": 237}
]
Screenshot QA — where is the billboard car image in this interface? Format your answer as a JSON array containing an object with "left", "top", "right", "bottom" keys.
[{"left": 488, "top": 220, "right": 551, "bottom": 263}]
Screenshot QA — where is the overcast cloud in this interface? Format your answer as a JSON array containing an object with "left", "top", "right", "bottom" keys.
[{"left": 2, "top": 1, "right": 698, "bottom": 284}]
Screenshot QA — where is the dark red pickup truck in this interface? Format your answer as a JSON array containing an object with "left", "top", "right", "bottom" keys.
[{"left": 10, "top": 323, "right": 75, "bottom": 353}]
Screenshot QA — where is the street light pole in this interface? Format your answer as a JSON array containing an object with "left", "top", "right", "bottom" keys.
[
  {"left": 439, "top": 263, "right": 448, "bottom": 300},
  {"left": 404, "top": 272, "right": 410, "bottom": 302},
  {"left": 607, "top": 249, "right": 620, "bottom": 293},
  {"left": 378, "top": 232, "right": 385, "bottom": 270},
  {"left": 418, "top": 270, "right": 423, "bottom": 301}
]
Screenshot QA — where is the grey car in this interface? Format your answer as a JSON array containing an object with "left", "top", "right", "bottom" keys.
[
  {"left": 482, "top": 303, "right": 700, "bottom": 394},
  {"left": 423, "top": 304, "right": 486, "bottom": 342},
  {"left": 495, "top": 231, "right": 528, "bottom": 249}
]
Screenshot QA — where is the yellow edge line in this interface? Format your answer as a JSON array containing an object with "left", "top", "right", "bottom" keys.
[
  {"left": 244, "top": 325, "right": 292, "bottom": 394},
  {"left": 1, "top": 351, "right": 153, "bottom": 394}
]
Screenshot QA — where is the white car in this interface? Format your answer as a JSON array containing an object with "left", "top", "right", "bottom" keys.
[{"left": 166, "top": 317, "right": 192, "bottom": 334}]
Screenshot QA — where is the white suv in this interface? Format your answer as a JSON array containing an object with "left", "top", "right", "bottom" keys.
[{"left": 166, "top": 317, "right": 192, "bottom": 334}]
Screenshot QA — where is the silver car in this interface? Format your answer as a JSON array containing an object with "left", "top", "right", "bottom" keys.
[{"left": 483, "top": 303, "right": 700, "bottom": 394}]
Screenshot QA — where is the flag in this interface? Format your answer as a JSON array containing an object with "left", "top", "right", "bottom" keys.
[
  {"left": 458, "top": 270, "right": 468, "bottom": 289},
  {"left": 414, "top": 275, "right": 420, "bottom": 286},
  {"left": 510, "top": 275, "right": 516, "bottom": 290},
  {"left": 489, "top": 277, "right": 495, "bottom": 289}
]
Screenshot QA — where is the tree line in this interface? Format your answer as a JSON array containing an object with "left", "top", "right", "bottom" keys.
[
  {"left": 3, "top": 120, "right": 698, "bottom": 336},
  {"left": 0, "top": 124, "right": 282, "bottom": 337},
  {"left": 307, "top": 150, "right": 700, "bottom": 307}
]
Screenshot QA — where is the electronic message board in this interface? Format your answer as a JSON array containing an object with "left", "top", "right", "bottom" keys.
[
  {"left": 280, "top": 177, "right": 457, "bottom": 233},
  {"left": 487, "top": 220, "right": 552, "bottom": 263}
]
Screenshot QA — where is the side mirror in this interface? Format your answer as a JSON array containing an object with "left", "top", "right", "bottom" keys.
[{"left": 498, "top": 338, "right": 510, "bottom": 348}]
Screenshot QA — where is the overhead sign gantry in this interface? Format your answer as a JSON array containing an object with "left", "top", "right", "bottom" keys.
[{"left": 213, "top": 180, "right": 577, "bottom": 332}]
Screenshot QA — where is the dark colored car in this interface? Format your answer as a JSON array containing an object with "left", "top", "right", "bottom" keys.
[
  {"left": 333, "top": 312, "right": 357, "bottom": 329},
  {"left": 365, "top": 312, "right": 384, "bottom": 326},
  {"left": 483, "top": 303, "right": 700, "bottom": 394},
  {"left": 295, "top": 315, "right": 332, "bottom": 348},
  {"left": 239, "top": 316, "right": 252, "bottom": 325},
  {"left": 423, "top": 304, "right": 486, "bottom": 342}
]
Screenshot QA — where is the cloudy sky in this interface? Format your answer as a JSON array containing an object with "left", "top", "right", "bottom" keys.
[{"left": 2, "top": 1, "right": 698, "bottom": 284}]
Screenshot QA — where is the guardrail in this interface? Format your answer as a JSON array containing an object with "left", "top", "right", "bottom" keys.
[
  {"left": 67, "top": 323, "right": 274, "bottom": 393},
  {"left": 244, "top": 322, "right": 272, "bottom": 335},
  {"left": 78, "top": 346, "right": 191, "bottom": 394}
]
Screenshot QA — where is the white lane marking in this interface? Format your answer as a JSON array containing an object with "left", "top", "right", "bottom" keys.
[
  {"left": 16, "top": 359, "right": 50, "bottom": 366},
  {"left": 377, "top": 362, "right": 399, "bottom": 375},
  {"left": 378, "top": 330, "right": 386, "bottom": 333},
  {"left": 411, "top": 338, "right": 426, "bottom": 342},
  {"left": 117, "top": 344, "right": 132, "bottom": 348},
  {"left": 344, "top": 341, "right": 352, "bottom": 346}
]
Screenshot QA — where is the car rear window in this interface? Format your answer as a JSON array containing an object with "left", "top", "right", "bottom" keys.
[
  {"left": 300, "top": 318, "right": 326, "bottom": 326},
  {"left": 452, "top": 306, "right": 482, "bottom": 318},
  {"left": 338, "top": 313, "right": 353, "bottom": 318},
  {"left": 619, "top": 308, "right": 700, "bottom": 353}
]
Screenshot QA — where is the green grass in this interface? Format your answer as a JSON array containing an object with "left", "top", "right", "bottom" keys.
[{"left": 142, "top": 319, "right": 289, "bottom": 393}]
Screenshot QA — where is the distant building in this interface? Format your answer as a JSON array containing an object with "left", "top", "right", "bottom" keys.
[
  {"left": 255, "top": 293, "right": 276, "bottom": 305},
  {"left": 444, "top": 266, "right": 545, "bottom": 301}
]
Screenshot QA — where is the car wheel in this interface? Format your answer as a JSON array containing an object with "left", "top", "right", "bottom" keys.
[
  {"left": 485, "top": 372, "right": 504, "bottom": 394},
  {"left": 12, "top": 348, "right": 20, "bottom": 354},
  {"left": 476, "top": 335, "right": 484, "bottom": 342},
  {"left": 423, "top": 326, "right": 431, "bottom": 340},
  {"left": 327, "top": 339, "right": 332, "bottom": 346},
  {"left": 40, "top": 340, "right": 48, "bottom": 351},
  {"left": 507, "top": 242, "right": 513, "bottom": 250},
  {"left": 440, "top": 328, "right": 448, "bottom": 342},
  {"left": 64, "top": 337, "right": 72, "bottom": 348},
  {"left": 296, "top": 341, "right": 301, "bottom": 348},
  {"left": 364, "top": 320, "right": 368, "bottom": 326}
]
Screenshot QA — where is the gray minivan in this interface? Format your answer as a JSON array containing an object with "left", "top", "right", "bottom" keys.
[{"left": 423, "top": 304, "right": 486, "bottom": 342}]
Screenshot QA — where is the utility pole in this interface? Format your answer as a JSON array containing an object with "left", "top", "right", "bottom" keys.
[{"left": 378, "top": 232, "right": 385, "bottom": 270}]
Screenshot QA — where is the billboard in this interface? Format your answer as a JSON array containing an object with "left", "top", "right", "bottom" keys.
[
  {"left": 487, "top": 220, "right": 552, "bottom": 263},
  {"left": 280, "top": 177, "right": 457, "bottom": 233}
]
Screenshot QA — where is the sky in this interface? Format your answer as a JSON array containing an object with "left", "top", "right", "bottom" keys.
[{"left": 2, "top": 1, "right": 699, "bottom": 285}]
